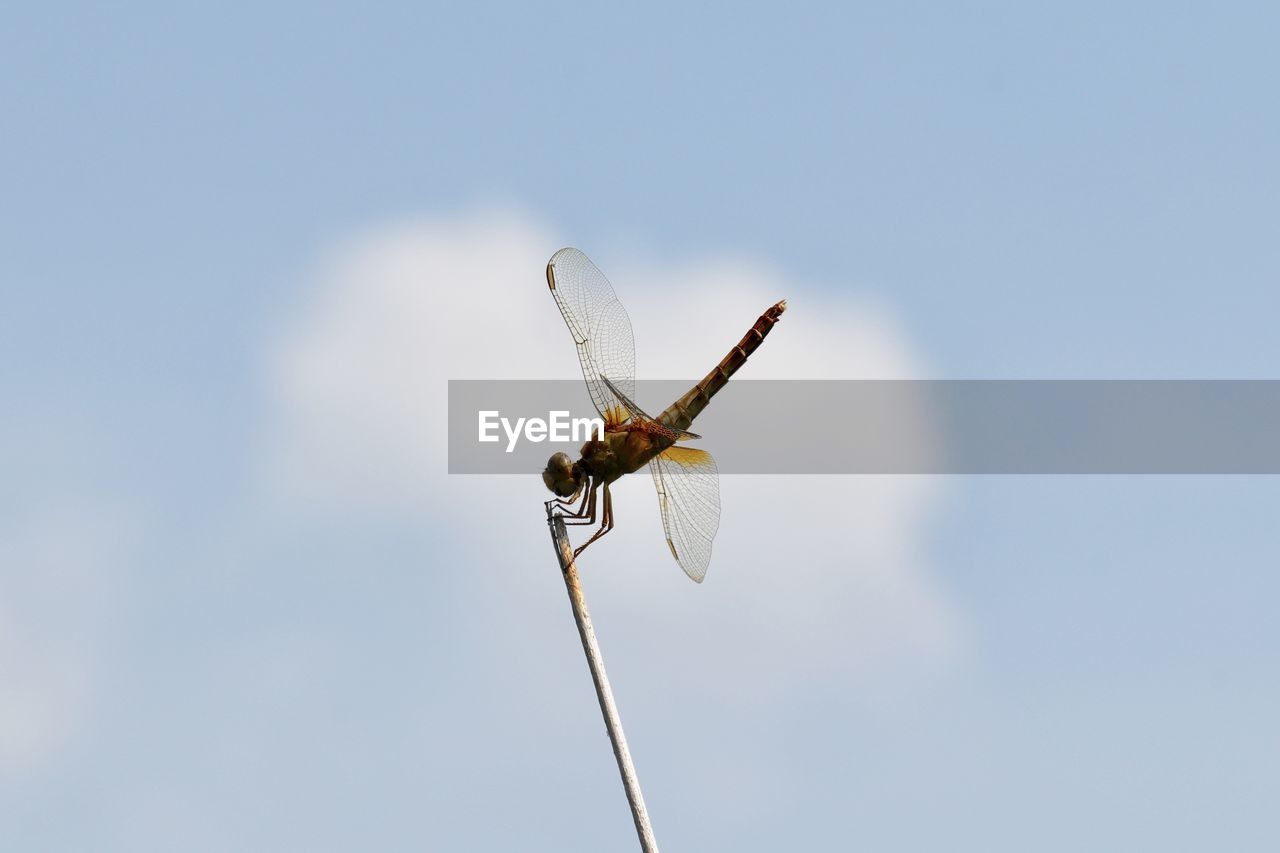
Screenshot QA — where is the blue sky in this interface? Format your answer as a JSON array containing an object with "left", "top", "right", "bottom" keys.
[{"left": 3, "top": 3, "right": 1279, "bottom": 850}]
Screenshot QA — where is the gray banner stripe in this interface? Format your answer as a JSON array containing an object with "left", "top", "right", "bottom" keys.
[{"left": 447, "top": 380, "right": 1280, "bottom": 474}]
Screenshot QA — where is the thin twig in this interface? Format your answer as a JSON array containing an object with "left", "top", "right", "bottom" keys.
[{"left": 546, "top": 505, "right": 659, "bottom": 853}]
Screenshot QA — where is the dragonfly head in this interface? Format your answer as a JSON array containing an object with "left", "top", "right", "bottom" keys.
[{"left": 542, "top": 451, "right": 584, "bottom": 498}]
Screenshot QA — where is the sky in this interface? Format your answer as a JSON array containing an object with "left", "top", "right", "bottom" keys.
[{"left": 3, "top": 3, "right": 1279, "bottom": 851}]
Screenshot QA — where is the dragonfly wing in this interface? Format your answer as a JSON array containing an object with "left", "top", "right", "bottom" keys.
[
  {"left": 547, "top": 248, "right": 636, "bottom": 425},
  {"left": 600, "top": 375, "right": 701, "bottom": 440},
  {"left": 649, "top": 446, "right": 721, "bottom": 583}
]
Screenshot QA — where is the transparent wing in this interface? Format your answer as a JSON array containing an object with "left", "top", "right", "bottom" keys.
[
  {"left": 546, "top": 248, "right": 636, "bottom": 425},
  {"left": 600, "top": 375, "right": 700, "bottom": 441},
  {"left": 649, "top": 446, "right": 721, "bottom": 583}
]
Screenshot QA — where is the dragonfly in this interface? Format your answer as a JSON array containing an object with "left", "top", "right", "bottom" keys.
[{"left": 542, "top": 248, "right": 786, "bottom": 582}]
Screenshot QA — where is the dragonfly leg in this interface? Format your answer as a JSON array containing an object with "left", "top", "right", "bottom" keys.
[
  {"left": 561, "top": 481, "right": 600, "bottom": 527},
  {"left": 547, "top": 477, "right": 592, "bottom": 519},
  {"left": 547, "top": 478, "right": 588, "bottom": 516},
  {"left": 573, "top": 483, "right": 615, "bottom": 558}
]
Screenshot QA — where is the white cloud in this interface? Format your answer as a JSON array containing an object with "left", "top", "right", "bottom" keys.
[
  {"left": 0, "top": 500, "right": 133, "bottom": 775},
  {"left": 266, "top": 206, "right": 966, "bottom": 688}
]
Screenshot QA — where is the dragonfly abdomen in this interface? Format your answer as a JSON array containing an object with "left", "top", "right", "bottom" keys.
[{"left": 658, "top": 300, "right": 786, "bottom": 432}]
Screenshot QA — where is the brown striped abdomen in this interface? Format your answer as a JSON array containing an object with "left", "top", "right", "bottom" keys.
[{"left": 658, "top": 300, "right": 786, "bottom": 432}]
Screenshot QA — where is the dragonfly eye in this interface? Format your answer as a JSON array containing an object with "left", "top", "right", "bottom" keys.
[{"left": 542, "top": 451, "right": 581, "bottom": 497}]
